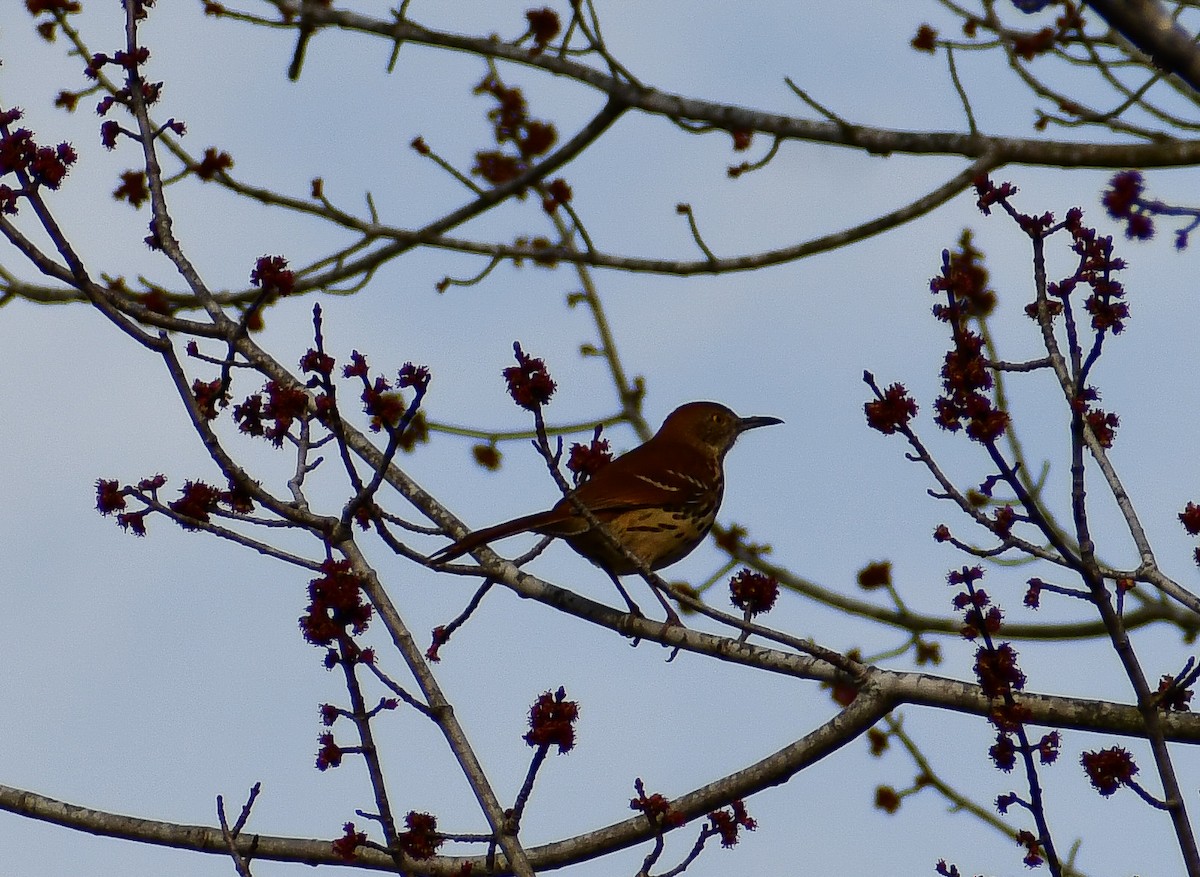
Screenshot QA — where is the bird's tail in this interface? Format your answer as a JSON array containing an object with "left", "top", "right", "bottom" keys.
[{"left": 430, "top": 508, "right": 570, "bottom": 564}]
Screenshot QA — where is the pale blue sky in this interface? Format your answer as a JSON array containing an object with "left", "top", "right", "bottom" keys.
[{"left": 3, "top": 3, "right": 1197, "bottom": 875}]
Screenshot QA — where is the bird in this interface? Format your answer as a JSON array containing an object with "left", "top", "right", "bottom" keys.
[{"left": 431, "top": 401, "right": 782, "bottom": 621}]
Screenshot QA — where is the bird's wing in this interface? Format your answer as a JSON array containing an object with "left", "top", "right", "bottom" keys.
[{"left": 568, "top": 441, "right": 710, "bottom": 513}]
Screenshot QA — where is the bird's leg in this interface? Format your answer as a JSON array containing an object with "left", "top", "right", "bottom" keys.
[
  {"left": 605, "top": 571, "right": 645, "bottom": 618},
  {"left": 608, "top": 571, "right": 681, "bottom": 627},
  {"left": 647, "top": 581, "right": 683, "bottom": 627}
]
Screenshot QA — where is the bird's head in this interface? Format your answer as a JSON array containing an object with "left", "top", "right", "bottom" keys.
[{"left": 657, "top": 401, "right": 783, "bottom": 457}]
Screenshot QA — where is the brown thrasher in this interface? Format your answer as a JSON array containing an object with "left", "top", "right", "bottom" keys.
[{"left": 432, "top": 401, "right": 782, "bottom": 619}]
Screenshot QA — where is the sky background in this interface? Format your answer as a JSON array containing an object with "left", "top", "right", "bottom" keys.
[{"left": 3, "top": 2, "right": 1199, "bottom": 875}]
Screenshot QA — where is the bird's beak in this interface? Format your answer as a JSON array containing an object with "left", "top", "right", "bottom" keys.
[{"left": 736, "top": 414, "right": 784, "bottom": 433}]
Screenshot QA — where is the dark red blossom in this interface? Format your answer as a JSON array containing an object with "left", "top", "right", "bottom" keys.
[
  {"left": 473, "top": 150, "right": 521, "bottom": 186},
  {"left": 874, "top": 786, "right": 902, "bottom": 813},
  {"left": 300, "top": 348, "right": 335, "bottom": 378},
  {"left": 1155, "top": 673, "right": 1194, "bottom": 712},
  {"left": 315, "top": 732, "right": 342, "bottom": 770},
  {"left": 1181, "top": 502, "right": 1200, "bottom": 536},
  {"left": 361, "top": 377, "right": 404, "bottom": 431},
  {"left": 973, "top": 175, "right": 1017, "bottom": 215},
  {"left": 250, "top": 255, "right": 295, "bottom": 298},
  {"left": 504, "top": 342, "right": 556, "bottom": 410},
  {"left": 1016, "top": 830, "right": 1044, "bottom": 868},
  {"left": 168, "top": 480, "right": 222, "bottom": 528},
  {"left": 857, "top": 560, "right": 891, "bottom": 590},
  {"left": 911, "top": 24, "right": 938, "bottom": 52},
  {"left": 974, "top": 642, "right": 1026, "bottom": 698},
  {"left": 194, "top": 147, "right": 233, "bottom": 180},
  {"left": 567, "top": 431, "right": 612, "bottom": 484},
  {"left": 989, "top": 731, "right": 1016, "bottom": 771},
  {"left": 343, "top": 350, "right": 369, "bottom": 379},
  {"left": 397, "top": 811, "right": 443, "bottom": 860},
  {"left": 234, "top": 380, "right": 309, "bottom": 446},
  {"left": 95, "top": 479, "right": 126, "bottom": 515},
  {"left": 191, "top": 378, "right": 225, "bottom": 420},
  {"left": 113, "top": 170, "right": 148, "bottom": 207},
  {"left": 630, "top": 778, "right": 686, "bottom": 830},
  {"left": 524, "top": 686, "right": 578, "bottom": 753},
  {"left": 1013, "top": 26, "right": 1057, "bottom": 60},
  {"left": 426, "top": 625, "right": 450, "bottom": 662},
  {"left": 397, "top": 362, "right": 431, "bottom": 391},
  {"left": 331, "top": 822, "right": 366, "bottom": 861},
  {"left": 117, "top": 511, "right": 148, "bottom": 536},
  {"left": 1038, "top": 730, "right": 1061, "bottom": 764},
  {"left": 541, "top": 177, "right": 572, "bottom": 214},
  {"left": 1085, "top": 408, "right": 1120, "bottom": 447},
  {"left": 707, "top": 800, "right": 756, "bottom": 847},
  {"left": 1024, "top": 578, "right": 1042, "bottom": 609},
  {"left": 1102, "top": 169, "right": 1152, "bottom": 241},
  {"left": 864, "top": 382, "right": 917, "bottom": 434},
  {"left": 525, "top": 8, "right": 560, "bottom": 54},
  {"left": 100, "top": 120, "right": 121, "bottom": 150},
  {"left": 0, "top": 184, "right": 18, "bottom": 214},
  {"left": 1081, "top": 746, "right": 1138, "bottom": 796},
  {"left": 26, "top": 0, "right": 83, "bottom": 13},
  {"left": 299, "top": 559, "right": 372, "bottom": 647},
  {"left": 729, "top": 568, "right": 779, "bottom": 616}
]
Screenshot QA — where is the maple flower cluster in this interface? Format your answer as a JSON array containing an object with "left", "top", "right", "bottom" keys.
[
  {"left": 728, "top": 569, "right": 779, "bottom": 616},
  {"left": 298, "top": 559, "right": 373, "bottom": 648},
  {"left": 523, "top": 686, "right": 579, "bottom": 754},
  {"left": 566, "top": 431, "right": 612, "bottom": 484},
  {"left": 504, "top": 341, "right": 556, "bottom": 410},
  {"left": 0, "top": 108, "right": 77, "bottom": 214}
]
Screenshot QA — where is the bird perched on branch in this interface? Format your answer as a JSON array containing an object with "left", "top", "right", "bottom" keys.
[{"left": 431, "top": 401, "right": 782, "bottom": 621}]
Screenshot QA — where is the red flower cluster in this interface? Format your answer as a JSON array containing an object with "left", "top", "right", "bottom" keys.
[
  {"left": 397, "top": 362, "right": 431, "bottom": 392},
  {"left": 315, "top": 732, "right": 342, "bottom": 771},
  {"left": 194, "top": 147, "right": 234, "bottom": 181},
  {"left": 973, "top": 175, "right": 1017, "bottom": 215},
  {"left": 26, "top": 0, "right": 83, "bottom": 13},
  {"left": 1180, "top": 501, "right": 1200, "bottom": 535},
  {"left": 707, "top": 800, "right": 756, "bottom": 847},
  {"left": 331, "top": 822, "right": 366, "bottom": 861},
  {"left": 729, "top": 569, "right": 779, "bottom": 616},
  {"left": 167, "top": 479, "right": 224, "bottom": 528},
  {"left": 525, "top": 8, "right": 560, "bottom": 55},
  {"left": 1155, "top": 673, "right": 1195, "bottom": 712},
  {"left": 504, "top": 342, "right": 556, "bottom": 410},
  {"left": 1015, "top": 829, "right": 1044, "bottom": 868},
  {"left": 1102, "top": 170, "right": 1151, "bottom": 237},
  {"left": 567, "top": 432, "right": 612, "bottom": 484},
  {"left": 1081, "top": 746, "right": 1138, "bottom": 796},
  {"left": 0, "top": 109, "right": 78, "bottom": 213},
  {"left": 929, "top": 246, "right": 1009, "bottom": 443},
  {"left": 974, "top": 642, "right": 1026, "bottom": 699},
  {"left": 630, "top": 778, "right": 686, "bottom": 830},
  {"left": 235, "top": 380, "right": 309, "bottom": 446},
  {"left": 857, "top": 560, "right": 891, "bottom": 590},
  {"left": 95, "top": 479, "right": 127, "bottom": 515},
  {"left": 540, "top": 177, "right": 572, "bottom": 214},
  {"left": 250, "top": 255, "right": 296, "bottom": 298},
  {"left": 864, "top": 381, "right": 917, "bottom": 435},
  {"left": 298, "top": 559, "right": 372, "bottom": 647},
  {"left": 397, "top": 811, "right": 443, "bottom": 860},
  {"left": 911, "top": 24, "right": 938, "bottom": 53},
  {"left": 523, "top": 686, "right": 579, "bottom": 753}
]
